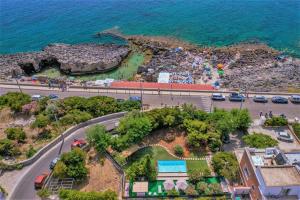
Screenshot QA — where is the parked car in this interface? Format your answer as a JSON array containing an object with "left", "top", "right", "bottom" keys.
[
  {"left": 49, "top": 157, "right": 60, "bottom": 170},
  {"left": 71, "top": 139, "right": 87, "bottom": 149},
  {"left": 290, "top": 95, "right": 300, "bottom": 103},
  {"left": 129, "top": 96, "right": 141, "bottom": 101},
  {"left": 229, "top": 92, "right": 245, "bottom": 102},
  {"left": 48, "top": 94, "right": 59, "bottom": 99},
  {"left": 277, "top": 131, "right": 294, "bottom": 143},
  {"left": 271, "top": 96, "right": 288, "bottom": 104},
  {"left": 31, "top": 94, "right": 42, "bottom": 101},
  {"left": 211, "top": 93, "right": 226, "bottom": 101},
  {"left": 34, "top": 173, "right": 49, "bottom": 189},
  {"left": 253, "top": 95, "right": 268, "bottom": 103}
]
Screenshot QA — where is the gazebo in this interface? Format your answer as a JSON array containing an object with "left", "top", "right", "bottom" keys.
[
  {"left": 176, "top": 179, "right": 188, "bottom": 190},
  {"left": 163, "top": 180, "right": 175, "bottom": 191}
]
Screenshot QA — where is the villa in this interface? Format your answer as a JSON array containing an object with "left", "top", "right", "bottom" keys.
[{"left": 234, "top": 147, "right": 300, "bottom": 200}]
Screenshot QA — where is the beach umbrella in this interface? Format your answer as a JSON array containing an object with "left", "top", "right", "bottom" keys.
[
  {"left": 176, "top": 180, "right": 188, "bottom": 190},
  {"left": 163, "top": 180, "right": 175, "bottom": 191},
  {"left": 217, "top": 70, "right": 224, "bottom": 75},
  {"left": 217, "top": 64, "right": 224, "bottom": 69}
]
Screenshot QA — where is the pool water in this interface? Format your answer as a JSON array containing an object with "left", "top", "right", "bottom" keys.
[{"left": 158, "top": 160, "right": 187, "bottom": 173}]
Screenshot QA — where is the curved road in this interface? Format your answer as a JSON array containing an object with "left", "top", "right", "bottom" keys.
[{"left": 9, "top": 118, "right": 120, "bottom": 200}]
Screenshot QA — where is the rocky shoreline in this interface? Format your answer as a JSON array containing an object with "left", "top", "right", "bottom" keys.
[
  {"left": 0, "top": 43, "right": 130, "bottom": 77},
  {"left": 1, "top": 33, "right": 299, "bottom": 92}
]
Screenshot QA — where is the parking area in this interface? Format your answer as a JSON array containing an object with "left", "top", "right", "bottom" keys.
[{"left": 248, "top": 125, "right": 300, "bottom": 152}]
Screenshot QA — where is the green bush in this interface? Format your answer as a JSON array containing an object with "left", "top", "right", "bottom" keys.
[
  {"left": 0, "top": 139, "right": 20, "bottom": 157},
  {"left": 4, "top": 127, "right": 26, "bottom": 143},
  {"left": 87, "top": 125, "right": 111, "bottom": 153},
  {"left": 167, "top": 188, "right": 179, "bottom": 197},
  {"left": 184, "top": 185, "right": 198, "bottom": 196},
  {"left": 243, "top": 133, "right": 278, "bottom": 148},
  {"left": 59, "top": 189, "right": 117, "bottom": 200},
  {"left": 0, "top": 92, "right": 31, "bottom": 112},
  {"left": 126, "top": 155, "right": 156, "bottom": 181},
  {"left": 59, "top": 109, "right": 92, "bottom": 126},
  {"left": 212, "top": 152, "right": 239, "bottom": 182},
  {"left": 189, "top": 169, "right": 203, "bottom": 184},
  {"left": 174, "top": 145, "right": 184, "bottom": 156},
  {"left": 32, "top": 114, "right": 50, "bottom": 129},
  {"left": 264, "top": 116, "right": 288, "bottom": 126},
  {"left": 26, "top": 145, "right": 37, "bottom": 158},
  {"left": 37, "top": 188, "right": 50, "bottom": 198},
  {"left": 208, "top": 183, "right": 222, "bottom": 194},
  {"left": 292, "top": 123, "right": 300, "bottom": 139}
]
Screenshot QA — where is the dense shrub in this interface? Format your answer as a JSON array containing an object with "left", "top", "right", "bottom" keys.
[
  {"left": 112, "top": 112, "right": 152, "bottom": 151},
  {"left": 59, "top": 189, "right": 117, "bottom": 200},
  {"left": 188, "top": 169, "right": 204, "bottom": 184},
  {"left": 174, "top": 145, "right": 184, "bottom": 156},
  {"left": 59, "top": 109, "right": 92, "bottom": 126},
  {"left": 197, "top": 182, "right": 208, "bottom": 194},
  {"left": 208, "top": 183, "right": 222, "bottom": 194},
  {"left": 32, "top": 114, "right": 50, "bottom": 129},
  {"left": 167, "top": 188, "right": 180, "bottom": 197},
  {"left": 212, "top": 152, "right": 239, "bottom": 182},
  {"left": 184, "top": 185, "right": 198, "bottom": 196},
  {"left": 126, "top": 155, "right": 156, "bottom": 181},
  {"left": 292, "top": 123, "right": 300, "bottom": 139},
  {"left": 0, "top": 139, "right": 20, "bottom": 157},
  {"left": 243, "top": 133, "right": 278, "bottom": 148},
  {"left": 37, "top": 188, "right": 50, "bottom": 198},
  {"left": 5, "top": 127, "right": 26, "bottom": 143},
  {"left": 26, "top": 145, "right": 37, "bottom": 158},
  {"left": 0, "top": 92, "right": 31, "bottom": 112},
  {"left": 53, "top": 148, "right": 87, "bottom": 180},
  {"left": 264, "top": 116, "right": 288, "bottom": 126}
]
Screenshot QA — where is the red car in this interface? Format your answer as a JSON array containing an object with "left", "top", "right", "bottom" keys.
[
  {"left": 34, "top": 173, "right": 48, "bottom": 189},
  {"left": 71, "top": 139, "right": 87, "bottom": 149}
]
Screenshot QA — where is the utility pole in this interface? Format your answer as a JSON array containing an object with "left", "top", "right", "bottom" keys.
[
  {"left": 210, "top": 96, "right": 213, "bottom": 113},
  {"left": 140, "top": 81, "right": 143, "bottom": 111},
  {"left": 16, "top": 78, "right": 22, "bottom": 93}
]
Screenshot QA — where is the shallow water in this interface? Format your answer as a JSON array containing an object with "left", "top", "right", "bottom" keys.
[{"left": 1, "top": 0, "right": 300, "bottom": 56}]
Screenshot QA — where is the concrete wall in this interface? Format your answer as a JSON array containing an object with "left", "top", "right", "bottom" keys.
[{"left": 7, "top": 112, "right": 126, "bottom": 168}]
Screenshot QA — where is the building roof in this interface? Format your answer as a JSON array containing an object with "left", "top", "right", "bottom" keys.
[
  {"left": 259, "top": 166, "right": 300, "bottom": 187},
  {"left": 132, "top": 182, "right": 148, "bottom": 193}
]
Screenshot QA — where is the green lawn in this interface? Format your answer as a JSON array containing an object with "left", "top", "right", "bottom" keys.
[{"left": 124, "top": 146, "right": 210, "bottom": 174}]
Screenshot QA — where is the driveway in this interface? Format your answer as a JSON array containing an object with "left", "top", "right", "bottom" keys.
[{"left": 248, "top": 125, "right": 300, "bottom": 152}]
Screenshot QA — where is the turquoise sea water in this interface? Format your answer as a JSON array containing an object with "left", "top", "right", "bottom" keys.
[{"left": 1, "top": 0, "right": 300, "bottom": 56}]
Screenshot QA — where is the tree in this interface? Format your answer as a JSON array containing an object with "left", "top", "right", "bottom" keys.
[
  {"left": 189, "top": 169, "right": 203, "bottom": 184},
  {"left": 126, "top": 155, "right": 156, "bottom": 181},
  {"left": 87, "top": 125, "right": 111, "bottom": 153},
  {"left": 242, "top": 133, "right": 278, "bottom": 148},
  {"left": 59, "top": 110, "right": 92, "bottom": 126},
  {"left": 196, "top": 182, "right": 208, "bottom": 194},
  {"left": 208, "top": 183, "right": 222, "bottom": 194},
  {"left": 212, "top": 152, "right": 239, "bottom": 182},
  {"left": 174, "top": 145, "right": 184, "bottom": 156},
  {"left": 26, "top": 145, "right": 37, "bottom": 158},
  {"left": 4, "top": 127, "right": 26, "bottom": 143},
  {"left": 231, "top": 109, "right": 252, "bottom": 131},
  {"left": 54, "top": 148, "right": 87, "bottom": 180},
  {"left": 37, "top": 188, "right": 50, "bottom": 199}
]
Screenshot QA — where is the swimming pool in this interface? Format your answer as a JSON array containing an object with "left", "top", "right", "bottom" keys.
[{"left": 157, "top": 160, "right": 187, "bottom": 173}]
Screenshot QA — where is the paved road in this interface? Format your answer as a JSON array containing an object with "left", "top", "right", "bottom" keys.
[
  {"left": 1, "top": 87, "right": 299, "bottom": 119},
  {"left": 9, "top": 118, "right": 119, "bottom": 200}
]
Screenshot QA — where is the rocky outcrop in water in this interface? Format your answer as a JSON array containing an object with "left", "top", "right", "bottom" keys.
[{"left": 0, "top": 43, "right": 130, "bottom": 77}]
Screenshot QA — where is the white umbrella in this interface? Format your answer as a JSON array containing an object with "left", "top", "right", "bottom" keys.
[
  {"left": 176, "top": 180, "right": 188, "bottom": 190},
  {"left": 163, "top": 180, "right": 175, "bottom": 191}
]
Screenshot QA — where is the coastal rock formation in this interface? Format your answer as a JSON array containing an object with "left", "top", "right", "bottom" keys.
[{"left": 0, "top": 43, "right": 130, "bottom": 77}]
